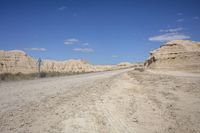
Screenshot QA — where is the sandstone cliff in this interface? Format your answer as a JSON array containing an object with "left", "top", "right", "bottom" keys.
[
  {"left": 144, "top": 40, "right": 200, "bottom": 72},
  {"left": 0, "top": 50, "right": 137, "bottom": 74},
  {"left": 0, "top": 50, "right": 37, "bottom": 74}
]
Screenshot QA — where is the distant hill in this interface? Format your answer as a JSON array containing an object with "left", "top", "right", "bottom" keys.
[{"left": 0, "top": 50, "right": 139, "bottom": 74}]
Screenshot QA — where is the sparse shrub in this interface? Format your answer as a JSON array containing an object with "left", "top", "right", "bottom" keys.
[
  {"left": 134, "top": 68, "right": 144, "bottom": 72},
  {"left": 39, "top": 72, "right": 47, "bottom": 78},
  {"left": 0, "top": 70, "right": 91, "bottom": 82},
  {"left": 0, "top": 73, "right": 10, "bottom": 81}
]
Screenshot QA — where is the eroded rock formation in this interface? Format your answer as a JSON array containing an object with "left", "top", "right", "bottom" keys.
[
  {"left": 144, "top": 40, "right": 200, "bottom": 72},
  {"left": 0, "top": 50, "right": 138, "bottom": 74},
  {"left": 0, "top": 50, "right": 37, "bottom": 74}
]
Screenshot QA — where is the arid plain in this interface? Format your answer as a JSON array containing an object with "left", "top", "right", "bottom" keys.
[{"left": 0, "top": 40, "right": 200, "bottom": 133}]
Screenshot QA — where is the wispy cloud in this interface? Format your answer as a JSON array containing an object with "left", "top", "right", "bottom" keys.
[
  {"left": 58, "top": 6, "right": 66, "bottom": 11},
  {"left": 177, "top": 18, "right": 184, "bottom": 22},
  {"left": 64, "top": 38, "right": 91, "bottom": 47},
  {"left": 82, "top": 43, "right": 89, "bottom": 46},
  {"left": 160, "top": 27, "right": 183, "bottom": 32},
  {"left": 64, "top": 38, "right": 80, "bottom": 45},
  {"left": 112, "top": 55, "right": 118, "bottom": 58},
  {"left": 73, "top": 48, "right": 94, "bottom": 53},
  {"left": 193, "top": 16, "right": 199, "bottom": 20},
  {"left": 149, "top": 33, "right": 190, "bottom": 42},
  {"left": 24, "top": 48, "right": 46, "bottom": 51}
]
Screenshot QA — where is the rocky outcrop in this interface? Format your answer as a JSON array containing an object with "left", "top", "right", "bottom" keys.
[
  {"left": 0, "top": 50, "right": 37, "bottom": 74},
  {"left": 0, "top": 50, "right": 138, "bottom": 74},
  {"left": 144, "top": 40, "right": 200, "bottom": 72},
  {"left": 42, "top": 59, "right": 93, "bottom": 73}
]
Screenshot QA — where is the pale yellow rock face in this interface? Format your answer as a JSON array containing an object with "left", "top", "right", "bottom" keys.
[
  {"left": 0, "top": 50, "right": 137, "bottom": 74},
  {"left": 0, "top": 50, "right": 37, "bottom": 74},
  {"left": 144, "top": 40, "right": 200, "bottom": 72}
]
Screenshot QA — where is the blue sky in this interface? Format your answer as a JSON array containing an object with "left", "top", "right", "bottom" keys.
[{"left": 0, "top": 0, "right": 200, "bottom": 64}]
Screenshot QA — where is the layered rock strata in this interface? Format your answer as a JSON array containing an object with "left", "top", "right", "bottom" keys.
[
  {"left": 144, "top": 40, "right": 200, "bottom": 72},
  {"left": 0, "top": 50, "right": 139, "bottom": 74}
]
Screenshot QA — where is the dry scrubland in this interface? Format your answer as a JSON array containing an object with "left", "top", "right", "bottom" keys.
[{"left": 0, "top": 40, "right": 200, "bottom": 133}]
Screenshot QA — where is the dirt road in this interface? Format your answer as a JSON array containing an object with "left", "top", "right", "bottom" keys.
[{"left": 0, "top": 69, "right": 200, "bottom": 133}]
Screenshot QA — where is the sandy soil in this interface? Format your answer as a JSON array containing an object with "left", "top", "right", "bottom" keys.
[{"left": 0, "top": 68, "right": 200, "bottom": 133}]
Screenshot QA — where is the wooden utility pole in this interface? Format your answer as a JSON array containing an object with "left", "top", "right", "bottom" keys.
[{"left": 37, "top": 58, "right": 42, "bottom": 77}]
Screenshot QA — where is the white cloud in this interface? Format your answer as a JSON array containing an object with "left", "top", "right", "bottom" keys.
[
  {"left": 177, "top": 18, "right": 184, "bottom": 22},
  {"left": 64, "top": 38, "right": 80, "bottom": 45},
  {"left": 73, "top": 48, "right": 94, "bottom": 53},
  {"left": 24, "top": 48, "right": 46, "bottom": 51},
  {"left": 149, "top": 33, "right": 190, "bottom": 42},
  {"left": 160, "top": 27, "right": 183, "bottom": 32},
  {"left": 193, "top": 16, "right": 199, "bottom": 20},
  {"left": 112, "top": 55, "right": 118, "bottom": 58},
  {"left": 82, "top": 43, "right": 89, "bottom": 46},
  {"left": 58, "top": 6, "right": 66, "bottom": 11}
]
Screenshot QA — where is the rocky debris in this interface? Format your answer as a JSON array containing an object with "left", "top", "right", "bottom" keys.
[
  {"left": 0, "top": 50, "right": 139, "bottom": 74},
  {"left": 144, "top": 40, "right": 200, "bottom": 72}
]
